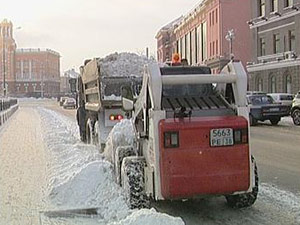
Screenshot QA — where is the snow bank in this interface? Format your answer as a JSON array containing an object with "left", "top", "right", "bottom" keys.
[
  {"left": 109, "top": 208, "right": 184, "bottom": 225},
  {"left": 38, "top": 108, "right": 184, "bottom": 224},
  {"left": 104, "top": 119, "right": 136, "bottom": 162},
  {"left": 99, "top": 52, "right": 155, "bottom": 77}
]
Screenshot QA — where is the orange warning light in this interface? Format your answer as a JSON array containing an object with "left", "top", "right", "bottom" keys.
[{"left": 172, "top": 53, "right": 181, "bottom": 64}]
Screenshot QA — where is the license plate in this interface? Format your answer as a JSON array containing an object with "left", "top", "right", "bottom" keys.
[
  {"left": 270, "top": 108, "right": 279, "bottom": 112},
  {"left": 210, "top": 128, "right": 234, "bottom": 147}
]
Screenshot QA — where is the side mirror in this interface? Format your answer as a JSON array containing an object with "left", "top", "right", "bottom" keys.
[{"left": 122, "top": 97, "right": 134, "bottom": 112}]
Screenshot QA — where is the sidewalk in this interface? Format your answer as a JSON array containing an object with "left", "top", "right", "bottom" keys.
[{"left": 0, "top": 107, "right": 47, "bottom": 225}]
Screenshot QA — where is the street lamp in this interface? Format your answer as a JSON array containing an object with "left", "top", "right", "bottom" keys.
[{"left": 225, "top": 29, "right": 235, "bottom": 60}]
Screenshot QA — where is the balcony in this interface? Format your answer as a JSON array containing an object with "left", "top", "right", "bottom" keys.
[{"left": 247, "top": 51, "right": 299, "bottom": 72}]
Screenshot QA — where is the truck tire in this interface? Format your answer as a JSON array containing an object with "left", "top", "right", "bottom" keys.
[
  {"left": 93, "top": 121, "right": 100, "bottom": 146},
  {"left": 114, "top": 146, "right": 136, "bottom": 185},
  {"left": 121, "top": 156, "right": 150, "bottom": 209},
  {"left": 86, "top": 119, "right": 94, "bottom": 145},
  {"left": 249, "top": 114, "right": 257, "bottom": 126},
  {"left": 270, "top": 117, "right": 281, "bottom": 125},
  {"left": 226, "top": 156, "right": 258, "bottom": 208},
  {"left": 292, "top": 109, "right": 300, "bottom": 126}
]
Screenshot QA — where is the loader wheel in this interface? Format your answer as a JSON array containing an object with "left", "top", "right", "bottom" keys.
[
  {"left": 114, "top": 146, "right": 136, "bottom": 185},
  {"left": 226, "top": 156, "right": 258, "bottom": 208},
  {"left": 292, "top": 109, "right": 300, "bottom": 126},
  {"left": 270, "top": 117, "right": 281, "bottom": 125},
  {"left": 121, "top": 157, "right": 150, "bottom": 209}
]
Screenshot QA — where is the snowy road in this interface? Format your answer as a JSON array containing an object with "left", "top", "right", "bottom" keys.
[{"left": 0, "top": 99, "right": 299, "bottom": 225}]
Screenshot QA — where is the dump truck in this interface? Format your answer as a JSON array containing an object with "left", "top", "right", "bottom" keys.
[
  {"left": 77, "top": 58, "right": 142, "bottom": 149},
  {"left": 112, "top": 60, "right": 258, "bottom": 209}
]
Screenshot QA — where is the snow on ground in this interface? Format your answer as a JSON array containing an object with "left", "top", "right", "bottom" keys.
[
  {"left": 98, "top": 52, "right": 155, "bottom": 77},
  {"left": 38, "top": 108, "right": 184, "bottom": 225}
]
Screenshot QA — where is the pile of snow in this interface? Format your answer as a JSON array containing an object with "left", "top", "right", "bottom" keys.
[
  {"left": 38, "top": 108, "right": 184, "bottom": 224},
  {"left": 104, "top": 119, "right": 136, "bottom": 163},
  {"left": 109, "top": 208, "right": 184, "bottom": 225},
  {"left": 99, "top": 52, "right": 155, "bottom": 77}
]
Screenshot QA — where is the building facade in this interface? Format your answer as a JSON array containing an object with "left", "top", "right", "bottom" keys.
[
  {"left": 15, "top": 49, "right": 60, "bottom": 97},
  {"left": 156, "top": 17, "right": 183, "bottom": 63},
  {"left": 0, "top": 19, "right": 17, "bottom": 95},
  {"left": 60, "top": 68, "right": 79, "bottom": 94},
  {"left": 156, "top": 0, "right": 252, "bottom": 73},
  {"left": 247, "top": 0, "right": 300, "bottom": 94},
  {"left": 0, "top": 19, "right": 61, "bottom": 97}
]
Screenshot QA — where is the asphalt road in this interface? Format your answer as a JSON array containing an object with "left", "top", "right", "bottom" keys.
[{"left": 251, "top": 119, "right": 300, "bottom": 194}]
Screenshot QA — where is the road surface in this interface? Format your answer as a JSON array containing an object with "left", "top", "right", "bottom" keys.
[{"left": 0, "top": 99, "right": 299, "bottom": 225}]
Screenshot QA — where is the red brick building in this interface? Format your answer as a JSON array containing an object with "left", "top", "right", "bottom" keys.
[
  {"left": 156, "top": 17, "right": 183, "bottom": 63},
  {"left": 0, "top": 19, "right": 17, "bottom": 95},
  {"left": 0, "top": 19, "right": 60, "bottom": 97},
  {"left": 156, "top": 0, "right": 252, "bottom": 73},
  {"left": 15, "top": 49, "right": 60, "bottom": 97}
]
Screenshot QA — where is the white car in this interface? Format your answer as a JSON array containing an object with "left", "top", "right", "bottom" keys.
[
  {"left": 268, "top": 93, "right": 294, "bottom": 108},
  {"left": 63, "top": 98, "right": 77, "bottom": 109},
  {"left": 291, "top": 91, "right": 300, "bottom": 126}
]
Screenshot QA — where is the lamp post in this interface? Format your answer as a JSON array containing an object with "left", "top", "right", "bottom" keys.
[{"left": 225, "top": 29, "right": 235, "bottom": 60}]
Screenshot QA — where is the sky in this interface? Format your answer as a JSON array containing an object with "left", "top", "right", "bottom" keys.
[{"left": 0, "top": 0, "right": 200, "bottom": 73}]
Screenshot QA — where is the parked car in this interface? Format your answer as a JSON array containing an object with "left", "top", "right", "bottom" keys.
[
  {"left": 268, "top": 93, "right": 294, "bottom": 108},
  {"left": 246, "top": 91, "right": 267, "bottom": 96},
  {"left": 247, "top": 94, "right": 290, "bottom": 126},
  {"left": 59, "top": 97, "right": 68, "bottom": 106},
  {"left": 63, "top": 98, "right": 76, "bottom": 109},
  {"left": 291, "top": 91, "right": 300, "bottom": 126}
]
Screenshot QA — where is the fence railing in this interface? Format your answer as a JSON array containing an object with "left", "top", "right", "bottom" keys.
[{"left": 0, "top": 99, "right": 18, "bottom": 112}]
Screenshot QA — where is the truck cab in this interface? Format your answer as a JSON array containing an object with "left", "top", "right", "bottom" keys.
[{"left": 114, "top": 61, "right": 258, "bottom": 209}]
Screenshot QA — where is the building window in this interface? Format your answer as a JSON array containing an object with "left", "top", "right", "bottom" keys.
[
  {"left": 271, "top": 0, "right": 278, "bottom": 12},
  {"left": 288, "top": 30, "right": 296, "bottom": 51},
  {"left": 273, "top": 34, "right": 280, "bottom": 54},
  {"left": 216, "top": 40, "right": 218, "bottom": 55},
  {"left": 212, "top": 11, "right": 214, "bottom": 25},
  {"left": 257, "top": 77, "right": 263, "bottom": 91},
  {"left": 260, "top": 38, "right": 266, "bottom": 56},
  {"left": 284, "top": 0, "right": 293, "bottom": 8},
  {"left": 216, "top": 9, "right": 218, "bottom": 24},
  {"left": 258, "top": 0, "right": 266, "bottom": 17},
  {"left": 269, "top": 76, "right": 276, "bottom": 93},
  {"left": 285, "top": 75, "right": 292, "bottom": 93},
  {"left": 209, "top": 13, "right": 212, "bottom": 26}
]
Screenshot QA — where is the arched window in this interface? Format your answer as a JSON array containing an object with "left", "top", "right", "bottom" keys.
[
  {"left": 285, "top": 75, "right": 292, "bottom": 93},
  {"left": 269, "top": 76, "right": 276, "bottom": 93},
  {"left": 256, "top": 77, "right": 263, "bottom": 91}
]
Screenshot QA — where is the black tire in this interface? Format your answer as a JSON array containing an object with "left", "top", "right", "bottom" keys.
[
  {"left": 270, "top": 117, "right": 281, "bottom": 125},
  {"left": 92, "top": 121, "right": 99, "bottom": 146},
  {"left": 86, "top": 119, "right": 93, "bottom": 144},
  {"left": 292, "top": 109, "right": 300, "bottom": 126},
  {"left": 226, "top": 156, "right": 258, "bottom": 208},
  {"left": 121, "top": 157, "right": 150, "bottom": 209},
  {"left": 249, "top": 114, "right": 257, "bottom": 126},
  {"left": 114, "top": 146, "right": 136, "bottom": 185}
]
